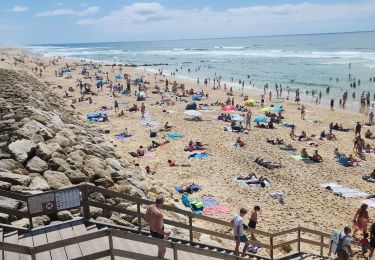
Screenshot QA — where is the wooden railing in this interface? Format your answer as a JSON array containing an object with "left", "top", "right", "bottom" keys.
[{"left": 0, "top": 184, "right": 331, "bottom": 259}]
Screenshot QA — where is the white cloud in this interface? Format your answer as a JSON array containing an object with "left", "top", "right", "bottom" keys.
[
  {"left": 76, "top": 1, "right": 375, "bottom": 38},
  {"left": 35, "top": 6, "right": 99, "bottom": 17},
  {"left": 8, "top": 5, "right": 29, "bottom": 12}
]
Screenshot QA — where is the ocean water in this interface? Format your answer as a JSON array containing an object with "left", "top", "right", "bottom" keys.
[{"left": 30, "top": 32, "right": 375, "bottom": 101}]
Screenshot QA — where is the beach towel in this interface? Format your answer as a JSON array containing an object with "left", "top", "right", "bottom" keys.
[
  {"left": 201, "top": 198, "right": 218, "bottom": 207},
  {"left": 362, "top": 199, "right": 375, "bottom": 208},
  {"left": 283, "top": 123, "right": 294, "bottom": 128},
  {"left": 189, "top": 153, "right": 209, "bottom": 159},
  {"left": 181, "top": 194, "right": 203, "bottom": 214},
  {"left": 141, "top": 121, "right": 160, "bottom": 126},
  {"left": 167, "top": 133, "right": 184, "bottom": 138},
  {"left": 280, "top": 146, "right": 297, "bottom": 152},
  {"left": 290, "top": 155, "right": 310, "bottom": 161},
  {"left": 87, "top": 111, "right": 107, "bottom": 119},
  {"left": 362, "top": 175, "right": 375, "bottom": 183},
  {"left": 142, "top": 152, "right": 156, "bottom": 158},
  {"left": 320, "top": 183, "right": 369, "bottom": 198},
  {"left": 114, "top": 133, "right": 132, "bottom": 140},
  {"left": 203, "top": 205, "right": 231, "bottom": 215}
]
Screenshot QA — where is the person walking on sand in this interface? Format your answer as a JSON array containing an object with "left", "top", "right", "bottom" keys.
[
  {"left": 336, "top": 227, "right": 353, "bottom": 260},
  {"left": 330, "top": 99, "right": 334, "bottom": 111},
  {"left": 245, "top": 111, "right": 252, "bottom": 130},
  {"left": 232, "top": 208, "right": 250, "bottom": 257},
  {"left": 355, "top": 122, "right": 362, "bottom": 137},
  {"left": 144, "top": 196, "right": 171, "bottom": 258},
  {"left": 352, "top": 204, "right": 370, "bottom": 238},
  {"left": 141, "top": 103, "right": 146, "bottom": 119},
  {"left": 248, "top": 206, "right": 261, "bottom": 241},
  {"left": 114, "top": 100, "right": 119, "bottom": 112},
  {"left": 301, "top": 105, "right": 306, "bottom": 120}
]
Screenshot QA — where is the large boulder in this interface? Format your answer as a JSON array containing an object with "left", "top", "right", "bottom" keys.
[
  {"left": 15, "top": 119, "right": 54, "bottom": 143},
  {"left": 8, "top": 139, "right": 37, "bottom": 163},
  {"left": 0, "top": 196, "right": 21, "bottom": 210},
  {"left": 0, "top": 172, "right": 32, "bottom": 186},
  {"left": 106, "top": 158, "right": 124, "bottom": 171},
  {"left": 57, "top": 210, "right": 74, "bottom": 221},
  {"left": 48, "top": 157, "right": 75, "bottom": 172},
  {"left": 28, "top": 176, "right": 50, "bottom": 191},
  {"left": 0, "top": 181, "right": 11, "bottom": 190},
  {"left": 26, "top": 156, "right": 48, "bottom": 173},
  {"left": 65, "top": 170, "right": 86, "bottom": 184},
  {"left": 36, "top": 142, "right": 63, "bottom": 161},
  {"left": 43, "top": 170, "right": 72, "bottom": 190}
]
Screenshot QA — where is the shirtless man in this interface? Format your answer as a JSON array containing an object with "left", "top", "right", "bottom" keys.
[{"left": 144, "top": 196, "right": 170, "bottom": 258}]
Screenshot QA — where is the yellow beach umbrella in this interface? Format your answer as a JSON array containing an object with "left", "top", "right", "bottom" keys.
[
  {"left": 261, "top": 107, "right": 271, "bottom": 112},
  {"left": 244, "top": 99, "right": 255, "bottom": 107}
]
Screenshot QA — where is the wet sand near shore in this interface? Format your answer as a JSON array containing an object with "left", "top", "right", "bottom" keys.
[{"left": 1, "top": 47, "right": 374, "bottom": 254}]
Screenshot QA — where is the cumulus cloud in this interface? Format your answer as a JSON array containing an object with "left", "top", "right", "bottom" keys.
[
  {"left": 8, "top": 5, "right": 29, "bottom": 12},
  {"left": 76, "top": 1, "right": 375, "bottom": 38},
  {"left": 35, "top": 6, "right": 99, "bottom": 17}
]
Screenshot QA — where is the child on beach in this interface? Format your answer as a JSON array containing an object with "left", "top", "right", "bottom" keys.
[
  {"left": 358, "top": 232, "right": 370, "bottom": 255},
  {"left": 248, "top": 206, "right": 261, "bottom": 241}
]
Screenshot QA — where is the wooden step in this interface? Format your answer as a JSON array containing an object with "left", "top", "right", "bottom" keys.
[
  {"left": 58, "top": 222, "right": 82, "bottom": 259},
  {"left": 45, "top": 225, "right": 67, "bottom": 260},
  {"left": 19, "top": 233, "right": 33, "bottom": 260},
  {"left": 3, "top": 231, "right": 19, "bottom": 260}
]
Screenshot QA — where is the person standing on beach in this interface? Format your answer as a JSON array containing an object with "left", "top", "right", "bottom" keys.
[
  {"left": 369, "top": 111, "right": 374, "bottom": 125},
  {"left": 141, "top": 103, "right": 146, "bottom": 119},
  {"left": 336, "top": 227, "right": 353, "bottom": 260},
  {"left": 114, "top": 100, "right": 119, "bottom": 112},
  {"left": 355, "top": 122, "right": 362, "bottom": 137},
  {"left": 232, "top": 208, "right": 250, "bottom": 257},
  {"left": 301, "top": 105, "right": 306, "bottom": 120},
  {"left": 330, "top": 99, "right": 334, "bottom": 110},
  {"left": 144, "top": 196, "right": 170, "bottom": 258},
  {"left": 248, "top": 206, "right": 260, "bottom": 241},
  {"left": 352, "top": 204, "right": 369, "bottom": 238},
  {"left": 245, "top": 111, "right": 252, "bottom": 130}
]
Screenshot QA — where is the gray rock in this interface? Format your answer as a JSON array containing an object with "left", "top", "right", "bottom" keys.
[
  {"left": 48, "top": 157, "right": 75, "bottom": 172},
  {"left": 15, "top": 119, "right": 54, "bottom": 143},
  {"left": 0, "top": 196, "right": 20, "bottom": 210},
  {"left": 8, "top": 139, "right": 37, "bottom": 163},
  {"left": 123, "top": 204, "right": 146, "bottom": 222},
  {"left": 65, "top": 170, "right": 86, "bottom": 184},
  {"left": 26, "top": 156, "right": 48, "bottom": 173},
  {"left": 0, "top": 172, "right": 32, "bottom": 186},
  {"left": 0, "top": 213, "right": 9, "bottom": 224},
  {"left": 95, "top": 217, "right": 115, "bottom": 225},
  {"left": 36, "top": 142, "right": 63, "bottom": 161},
  {"left": 0, "top": 159, "right": 28, "bottom": 174},
  {"left": 51, "top": 133, "right": 70, "bottom": 148},
  {"left": 57, "top": 210, "right": 74, "bottom": 221},
  {"left": 89, "top": 192, "right": 106, "bottom": 203},
  {"left": 11, "top": 218, "right": 30, "bottom": 228},
  {"left": 89, "top": 207, "right": 103, "bottom": 218},
  {"left": 0, "top": 181, "right": 11, "bottom": 190},
  {"left": 106, "top": 158, "right": 124, "bottom": 171},
  {"left": 43, "top": 170, "right": 72, "bottom": 190},
  {"left": 32, "top": 215, "right": 51, "bottom": 228},
  {"left": 94, "top": 176, "right": 114, "bottom": 188},
  {"left": 29, "top": 176, "right": 50, "bottom": 191},
  {"left": 110, "top": 212, "right": 135, "bottom": 228}
]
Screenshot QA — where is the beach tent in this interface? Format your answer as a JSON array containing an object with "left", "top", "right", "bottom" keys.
[
  {"left": 254, "top": 115, "right": 268, "bottom": 123},
  {"left": 244, "top": 99, "right": 255, "bottom": 107},
  {"left": 185, "top": 102, "right": 197, "bottom": 110},
  {"left": 222, "top": 105, "right": 235, "bottom": 111},
  {"left": 184, "top": 110, "right": 202, "bottom": 117}
]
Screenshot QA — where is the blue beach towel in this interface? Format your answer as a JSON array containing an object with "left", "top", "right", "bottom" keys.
[
  {"left": 188, "top": 153, "right": 209, "bottom": 159},
  {"left": 181, "top": 194, "right": 203, "bottom": 214},
  {"left": 201, "top": 198, "right": 218, "bottom": 207},
  {"left": 363, "top": 175, "right": 375, "bottom": 183},
  {"left": 167, "top": 133, "right": 184, "bottom": 138},
  {"left": 114, "top": 133, "right": 132, "bottom": 140}
]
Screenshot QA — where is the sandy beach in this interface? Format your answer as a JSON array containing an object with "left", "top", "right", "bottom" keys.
[{"left": 1, "top": 46, "right": 374, "bottom": 252}]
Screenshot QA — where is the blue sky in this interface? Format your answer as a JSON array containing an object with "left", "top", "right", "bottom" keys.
[{"left": 1, "top": 0, "right": 375, "bottom": 45}]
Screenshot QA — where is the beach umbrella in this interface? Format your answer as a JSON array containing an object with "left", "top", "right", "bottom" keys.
[
  {"left": 231, "top": 114, "right": 243, "bottom": 121},
  {"left": 261, "top": 107, "right": 272, "bottom": 112},
  {"left": 272, "top": 107, "right": 284, "bottom": 113},
  {"left": 274, "top": 99, "right": 284, "bottom": 104},
  {"left": 222, "top": 105, "right": 235, "bottom": 111},
  {"left": 184, "top": 110, "right": 202, "bottom": 117},
  {"left": 244, "top": 99, "right": 255, "bottom": 107},
  {"left": 254, "top": 115, "right": 268, "bottom": 123}
]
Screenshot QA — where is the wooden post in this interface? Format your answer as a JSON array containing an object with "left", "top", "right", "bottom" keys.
[
  {"left": 172, "top": 243, "right": 178, "bottom": 260},
  {"left": 81, "top": 185, "right": 90, "bottom": 219},
  {"left": 189, "top": 214, "right": 193, "bottom": 242},
  {"left": 31, "top": 248, "right": 36, "bottom": 260},
  {"left": 297, "top": 227, "right": 301, "bottom": 253},
  {"left": 320, "top": 235, "right": 324, "bottom": 256},
  {"left": 137, "top": 203, "right": 142, "bottom": 232},
  {"left": 108, "top": 229, "right": 115, "bottom": 260},
  {"left": 270, "top": 236, "right": 274, "bottom": 259}
]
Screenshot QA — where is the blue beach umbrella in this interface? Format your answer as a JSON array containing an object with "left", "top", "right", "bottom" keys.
[
  {"left": 192, "top": 94, "right": 203, "bottom": 100},
  {"left": 254, "top": 115, "right": 268, "bottom": 123},
  {"left": 274, "top": 99, "right": 284, "bottom": 104}
]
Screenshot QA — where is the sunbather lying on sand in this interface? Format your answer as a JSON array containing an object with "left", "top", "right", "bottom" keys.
[
  {"left": 255, "top": 158, "right": 282, "bottom": 169},
  {"left": 237, "top": 173, "right": 270, "bottom": 184},
  {"left": 267, "top": 138, "right": 284, "bottom": 145},
  {"left": 184, "top": 141, "right": 207, "bottom": 151},
  {"left": 168, "top": 160, "right": 191, "bottom": 167},
  {"left": 148, "top": 140, "right": 170, "bottom": 151}
]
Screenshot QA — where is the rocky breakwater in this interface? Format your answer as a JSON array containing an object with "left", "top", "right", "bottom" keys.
[{"left": 0, "top": 68, "right": 150, "bottom": 228}]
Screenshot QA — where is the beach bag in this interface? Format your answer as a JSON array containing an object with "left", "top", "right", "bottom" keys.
[
  {"left": 335, "top": 233, "right": 347, "bottom": 255},
  {"left": 150, "top": 131, "right": 157, "bottom": 138},
  {"left": 190, "top": 201, "right": 204, "bottom": 211}
]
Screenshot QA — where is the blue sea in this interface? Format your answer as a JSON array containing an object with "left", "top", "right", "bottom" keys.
[{"left": 30, "top": 31, "right": 375, "bottom": 104}]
